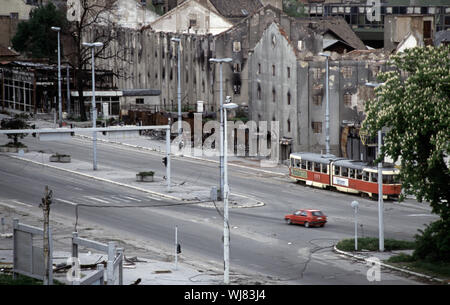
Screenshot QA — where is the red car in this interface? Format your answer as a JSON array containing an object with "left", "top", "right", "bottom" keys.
[{"left": 284, "top": 209, "right": 327, "bottom": 228}]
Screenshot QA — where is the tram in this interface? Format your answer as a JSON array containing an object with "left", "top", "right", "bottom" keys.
[{"left": 289, "top": 152, "right": 401, "bottom": 199}]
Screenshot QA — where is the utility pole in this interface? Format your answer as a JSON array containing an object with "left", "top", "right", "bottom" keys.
[
  {"left": 51, "top": 27, "right": 62, "bottom": 127},
  {"left": 40, "top": 185, "right": 52, "bottom": 285},
  {"left": 171, "top": 38, "right": 182, "bottom": 136},
  {"left": 82, "top": 42, "right": 104, "bottom": 171},
  {"left": 209, "top": 58, "right": 232, "bottom": 200}
]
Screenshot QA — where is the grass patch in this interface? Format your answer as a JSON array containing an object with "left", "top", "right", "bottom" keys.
[
  {"left": 386, "top": 254, "right": 450, "bottom": 279},
  {"left": 336, "top": 237, "right": 415, "bottom": 252},
  {"left": 0, "top": 272, "right": 65, "bottom": 285}
]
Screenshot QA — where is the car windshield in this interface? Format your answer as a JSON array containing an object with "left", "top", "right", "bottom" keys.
[{"left": 312, "top": 211, "right": 323, "bottom": 216}]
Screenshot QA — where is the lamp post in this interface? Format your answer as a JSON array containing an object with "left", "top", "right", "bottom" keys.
[
  {"left": 51, "top": 26, "right": 62, "bottom": 127},
  {"left": 83, "top": 41, "right": 104, "bottom": 171},
  {"left": 222, "top": 101, "right": 238, "bottom": 285},
  {"left": 209, "top": 57, "right": 232, "bottom": 200},
  {"left": 171, "top": 38, "right": 182, "bottom": 136},
  {"left": 319, "top": 52, "right": 330, "bottom": 155},
  {"left": 365, "top": 82, "right": 385, "bottom": 252}
]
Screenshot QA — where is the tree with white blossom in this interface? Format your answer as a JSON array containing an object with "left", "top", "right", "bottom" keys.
[{"left": 362, "top": 45, "right": 450, "bottom": 262}]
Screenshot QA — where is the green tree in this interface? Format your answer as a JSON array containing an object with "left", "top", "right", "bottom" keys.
[
  {"left": 362, "top": 46, "right": 450, "bottom": 261},
  {"left": 11, "top": 2, "right": 66, "bottom": 60},
  {"left": 283, "top": 0, "right": 308, "bottom": 18}
]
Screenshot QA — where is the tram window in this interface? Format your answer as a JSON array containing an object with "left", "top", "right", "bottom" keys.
[
  {"left": 356, "top": 170, "right": 363, "bottom": 180},
  {"left": 314, "top": 162, "right": 321, "bottom": 172},
  {"left": 363, "top": 172, "right": 369, "bottom": 181},
  {"left": 334, "top": 166, "right": 340, "bottom": 175},
  {"left": 295, "top": 159, "right": 301, "bottom": 168},
  {"left": 301, "top": 160, "right": 307, "bottom": 169},
  {"left": 307, "top": 161, "right": 312, "bottom": 171},
  {"left": 371, "top": 173, "right": 378, "bottom": 183},
  {"left": 349, "top": 168, "right": 355, "bottom": 178},
  {"left": 383, "top": 175, "right": 396, "bottom": 184},
  {"left": 341, "top": 167, "right": 348, "bottom": 177},
  {"left": 321, "top": 164, "right": 328, "bottom": 174}
]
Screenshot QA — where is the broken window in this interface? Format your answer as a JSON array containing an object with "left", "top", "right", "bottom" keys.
[
  {"left": 342, "top": 66, "right": 353, "bottom": 78},
  {"left": 312, "top": 122, "right": 322, "bottom": 133},
  {"left": 257, "top": 84, "right": 262, "bottom": 100},
  {"left": 313, "top": 95, "right": 322, "bottom": 106},
  {"left": 287, "top": 91, "right": 291, "bottom": 105},
  {"left": 233, "top": 41, "right": 241, "bottom": 52},
  {"left": 343, "top": 93, "right": 352, "bottom": 107},
  {"left": 312, "top": 68, "right": 321, "bottom": 79}
]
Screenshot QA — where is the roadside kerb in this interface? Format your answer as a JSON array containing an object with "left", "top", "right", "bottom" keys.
[
  {"left": 333, "top": 245, "right": 447, "bottom": 284},
  {"left": 7, "top": 154, "right": 265, "bottom": 208},
  {"left": 8, "top": 155, "right": 181, "bottom": 202}
]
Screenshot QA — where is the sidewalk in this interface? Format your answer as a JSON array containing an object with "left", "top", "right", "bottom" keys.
[{"left": 9, "top": 151, "right": 264, "bottom": 208}]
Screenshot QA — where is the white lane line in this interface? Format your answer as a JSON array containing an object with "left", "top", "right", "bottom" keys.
[
  {"left": 146, "top": 195, "right": 162, "bottom": 201},
  {"left": 11, "top": 200, "right": 33, "bottom": 207},
  {"left": 407, "top": 214, "right": 436, "bottom": 217},
  {"left": 84, "top": 196, "right": 113, "bottom": 204},
  {"left": 118, "top": 195, "right": 142, "bottom": 202},
  {"left": 56, "top": 198, "right": 79, "bottom": 206},
  {"left": 110, "top": 195, "right": 131, "bottom": 203},
  {"left": 0, "top": 202, "right": 20, "bottom": 209}
]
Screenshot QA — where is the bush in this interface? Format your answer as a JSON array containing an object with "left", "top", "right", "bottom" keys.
[
  {"left": 138, "top": 171, "right": 154, "bottom": 177},
  {"left": 386, "top": 253, "right": 415, "bottom": 263},
  {"left": 336, "top": 237, "right": 415, "bottom": 252},
  {"left": 413, "top": 219, "right": 450, "bottom": 263}
]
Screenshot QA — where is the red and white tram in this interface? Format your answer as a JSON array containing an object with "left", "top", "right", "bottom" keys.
[{"left": 289, "top": 152, "right": 401, "bottom": 199}]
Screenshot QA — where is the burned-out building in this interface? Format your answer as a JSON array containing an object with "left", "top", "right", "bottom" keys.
[{"left": 248, "top": 21, "right": 389, "bottom": 162}]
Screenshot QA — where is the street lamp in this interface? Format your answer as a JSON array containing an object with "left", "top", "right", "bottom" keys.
[
  {"left": 83, "top": 41, "right": 104, "bottom": 171},
  {"left": 51, "top": 26, "right": 62, "bottom": 127},
  {"left": 319, "top": 52, "right": 330, "bottom": 155},
  {"left": 171, "top": 37, "right": 182, "bottom": 136},
  {"left": 351, "top": 200, "right": 359, "bottom": 251},
  {"left": 209, "top": 57, "right": 232, "bottom": 200},
  {"left": 365, "top": 81, "right": 385, "bottom": 252},
  {"left": 222, "top": 101, "right": 238, "bottom": 285}
]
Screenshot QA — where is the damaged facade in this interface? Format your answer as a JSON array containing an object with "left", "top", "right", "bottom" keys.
[{"left": 248, "top": 22, "right": 389, "bottom": 162}]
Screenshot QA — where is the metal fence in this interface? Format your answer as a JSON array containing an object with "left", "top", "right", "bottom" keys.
[
  {"left": 71, "top": 232, "right": 123, "bottom": 285},
  {"left": 12, "top": 219, "right": 53, "bottom": 284}
]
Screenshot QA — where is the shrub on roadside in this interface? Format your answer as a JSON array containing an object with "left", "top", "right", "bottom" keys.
[{"left": 413, "top": 219, "right": 450, "bottom": 263}]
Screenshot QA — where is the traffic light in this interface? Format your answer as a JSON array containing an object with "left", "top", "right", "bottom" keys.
[
  {"left": 162, "top": 156, "right": 167, "bottom": 167},
  {"left": 176, "top": 243, "right": 181, "bottom": 254}
]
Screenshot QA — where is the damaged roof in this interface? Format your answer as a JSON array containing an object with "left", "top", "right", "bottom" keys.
[
  {"left": 209, "top": 0, "right": 263, "bottom": 18},
  {"left": 294, "top": 17, "right": 367, "bottom": 50}
]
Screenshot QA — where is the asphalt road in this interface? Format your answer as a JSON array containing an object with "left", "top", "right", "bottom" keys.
[{"left": 0, "top": 136, "right": 438, "bottom": 284}]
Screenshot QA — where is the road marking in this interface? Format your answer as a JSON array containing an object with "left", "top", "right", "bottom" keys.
[
  {"left": 407, "top": 214, "right": 436, "bottom": 217},
  {"left": 110, "top": 195, "right": 131, "bottom": 203},
  {"left": 11, "top": 200, "right": 33, "bottom": 207},
  {"left": 84, "top": 196, "right": 112, "bottom": 204},
  {"left": 0, "top": 202, "right": 19, "bottom": 209},
  {"left": 146, "top": 195, "right": 162, "bottom": 201},
  {"left": 56, "top": 198, "right": 79, "bottom": 206},
  {"left": 119, "top": 195, "right": 142, "bottom": 202}
]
